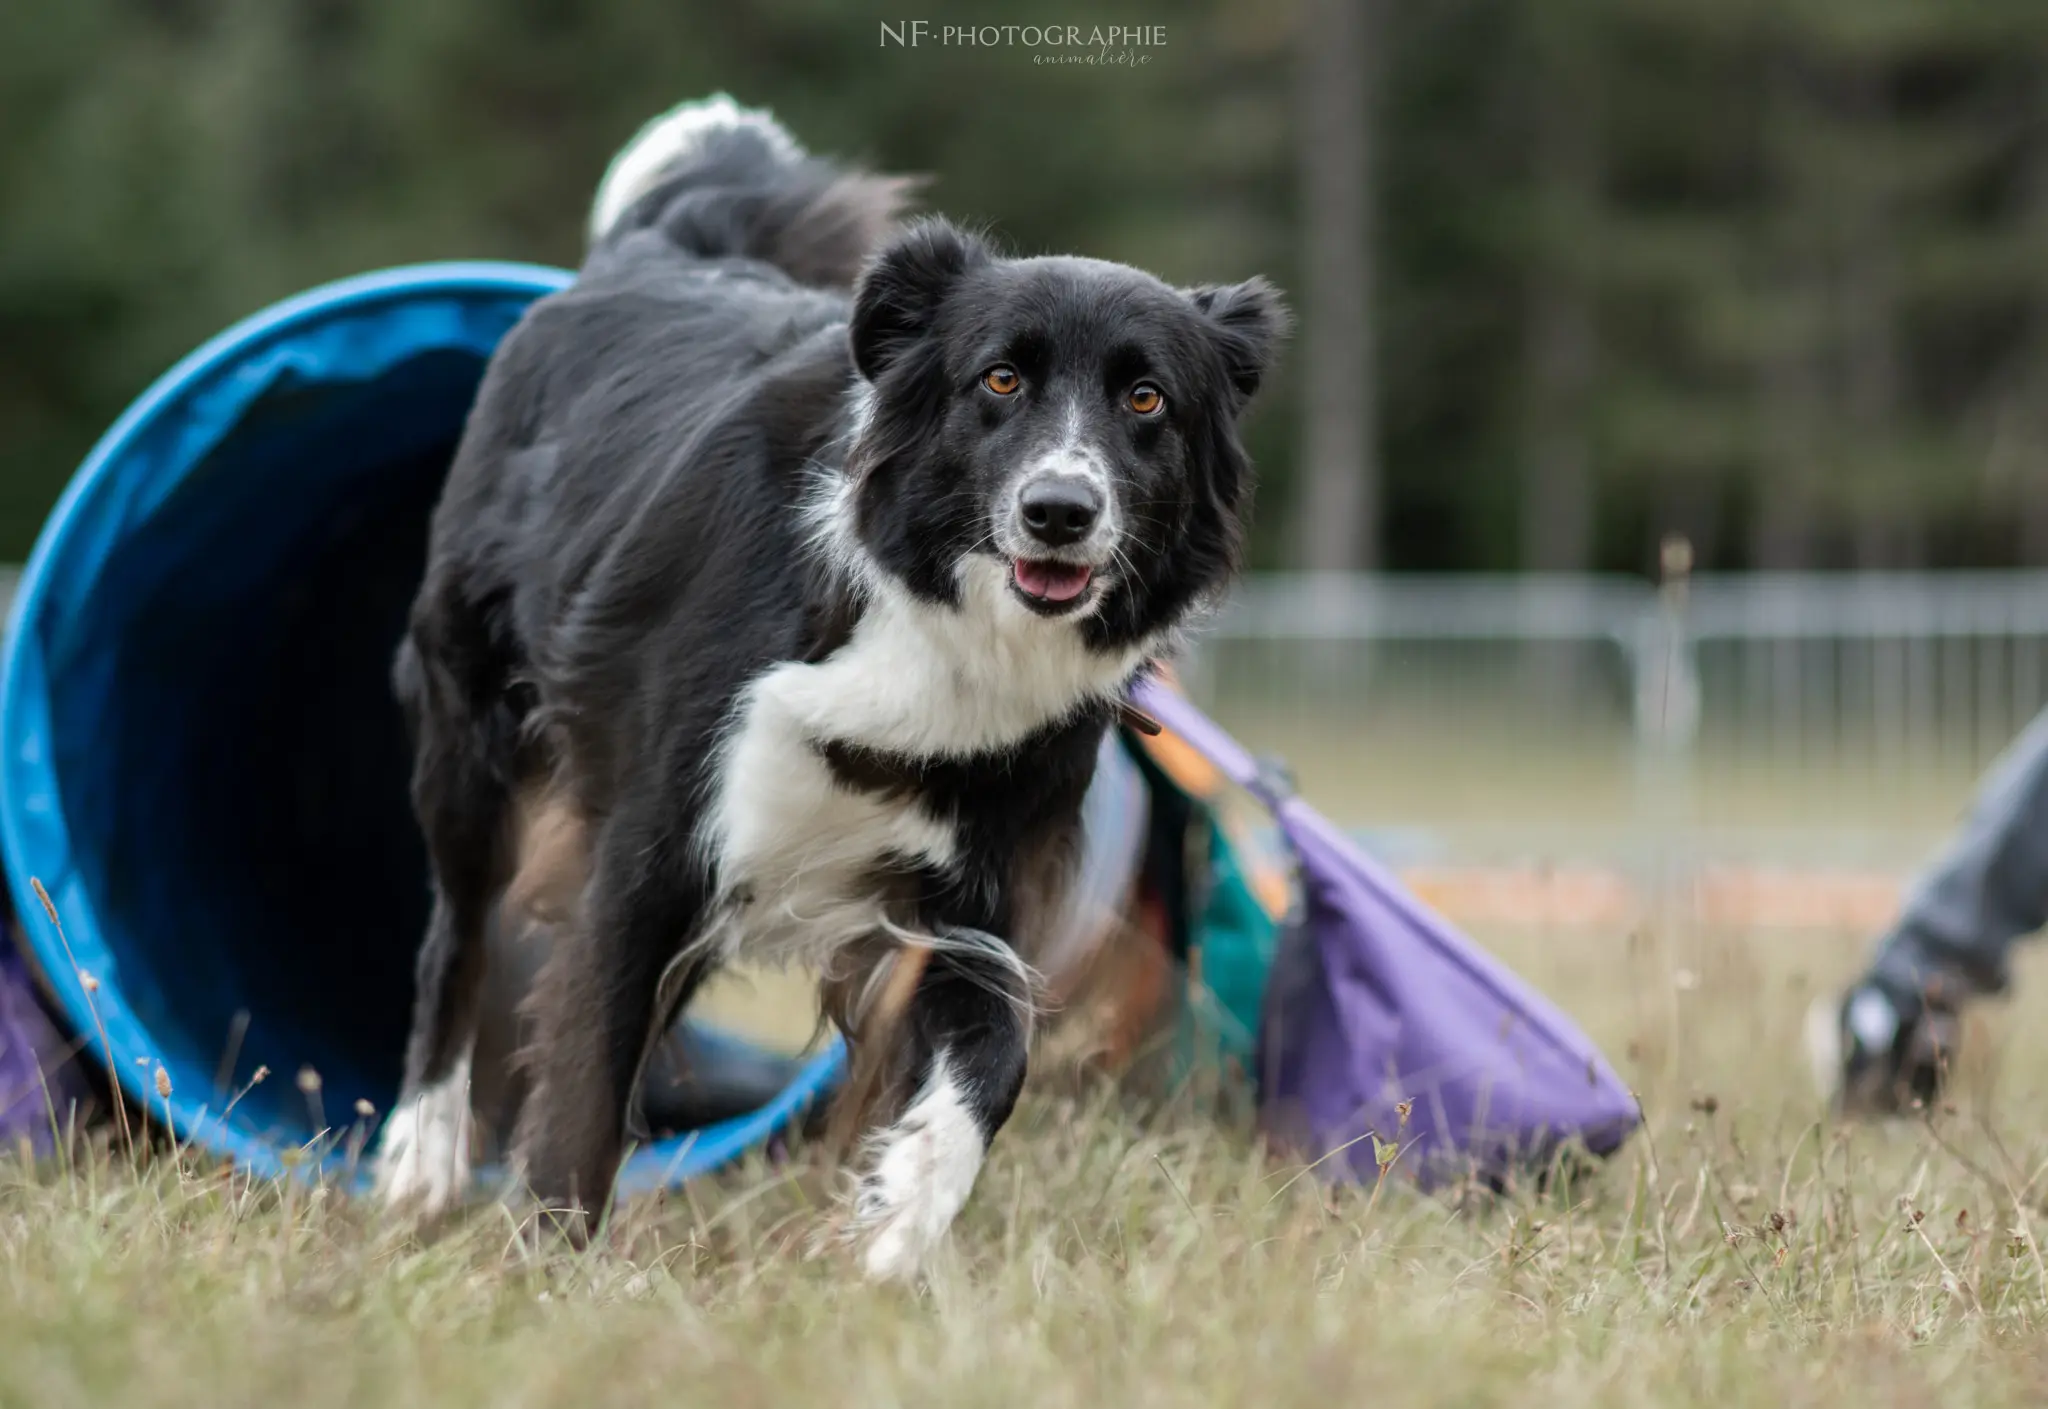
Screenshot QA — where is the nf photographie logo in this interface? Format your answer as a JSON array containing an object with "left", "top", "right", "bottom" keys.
[{"left": 879, "top": 20, "right": 1166, "bottom": 68}]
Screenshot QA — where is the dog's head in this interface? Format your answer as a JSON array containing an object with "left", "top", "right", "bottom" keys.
[{"left": 838, "top": 218, "right": 1287, "bottom": 651}]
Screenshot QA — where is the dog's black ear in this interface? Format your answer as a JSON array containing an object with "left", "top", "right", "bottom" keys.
[
  {"left": 851, "top": 218, "right": 991, "bottom": 382},
  {"left": 1185, "top": 278, "right": 1290, "bottom": 404}
]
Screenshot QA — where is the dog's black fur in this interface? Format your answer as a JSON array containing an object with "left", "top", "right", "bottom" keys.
[{"left": 382, "top": 99, "right": 1284, "bottom": 1272}]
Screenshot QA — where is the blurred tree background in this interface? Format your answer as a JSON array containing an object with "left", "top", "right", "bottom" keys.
[{"left": 3, "top": 0, "right": 2046, "bottom": 572}]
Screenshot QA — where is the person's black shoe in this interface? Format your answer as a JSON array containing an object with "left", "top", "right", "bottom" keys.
[{"left": 1806, "top": 975, "right": 1962, "bottom": 1116}]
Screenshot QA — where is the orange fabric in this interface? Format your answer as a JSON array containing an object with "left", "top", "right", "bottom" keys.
[
  {"left": 1131, "top": 667, "right": 1224, "bottom": 800},
  {"left": 1135, "top": 724, "right": 1225, "bottom": 801},
  {"left": 1131, "top": 674, "right": 1290, "bottom": 925},
  {"left": 1246, "top": 863, "right": 1290, "bottom": 920}
]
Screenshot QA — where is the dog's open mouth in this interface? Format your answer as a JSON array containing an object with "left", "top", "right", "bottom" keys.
[{"left": 1011, "top": 559, "right": 1095, "bottom": 610}]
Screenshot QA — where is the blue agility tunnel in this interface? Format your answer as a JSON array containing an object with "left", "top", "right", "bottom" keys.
[{"left": 0, "top": 262, "right": 843, "bottom": 1187}]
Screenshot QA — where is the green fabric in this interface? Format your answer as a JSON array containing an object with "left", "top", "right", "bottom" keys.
[{"left": 1178, "top": 812, "right": 1283, "bottom": 1068}]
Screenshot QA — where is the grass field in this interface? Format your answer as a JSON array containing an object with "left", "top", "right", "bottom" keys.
[{"left": 9, "top": 923, "right": 2048, "bottom": 1406}]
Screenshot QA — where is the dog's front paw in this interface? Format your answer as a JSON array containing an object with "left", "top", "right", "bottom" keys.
[
  {"left": 373, "top": 1069, "right": 475, "bottom": 1218},
  {"left": 848, "top": 1068, "right": 988, "bottom": 1282}
]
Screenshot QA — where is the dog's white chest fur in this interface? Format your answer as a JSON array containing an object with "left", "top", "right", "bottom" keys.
[
  {"left": 703, "top": 668, "right": 952, "bottom": 968},
  {"left": 701, "top": 561, "right": 1147, "bottom": 967}
]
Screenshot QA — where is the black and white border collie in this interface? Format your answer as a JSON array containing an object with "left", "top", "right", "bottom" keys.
[{"left": 376, "top": 95, "right": 1285, "bottom": 1279}]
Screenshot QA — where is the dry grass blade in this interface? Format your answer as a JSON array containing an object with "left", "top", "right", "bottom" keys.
[
  {"left": 0, "top": 924, "right": 2044, "bottom": 1405},
  {"left": 29, "top": 876, "right": 135, "bottom": 1164}
]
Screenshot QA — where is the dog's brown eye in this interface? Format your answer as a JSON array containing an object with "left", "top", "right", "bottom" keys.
[
  {"left": 982, "top": 365, "right": 1020, "bottom": 396},
  {"left": 1127, "top": 383, "right": 1164, "bottom": 415}
]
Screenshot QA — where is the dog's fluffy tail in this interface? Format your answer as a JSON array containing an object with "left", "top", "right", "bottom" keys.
[{"left": 587, "top": 94, "right": 913, "bottom": 288}]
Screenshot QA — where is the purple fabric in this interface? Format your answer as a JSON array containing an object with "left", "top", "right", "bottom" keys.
[
  {"left": 1133, "top": 677, "right": 1638, "bottom": 1184},
  {"left": 0, "top": 944, "right": 85, "bottom": 1154}
]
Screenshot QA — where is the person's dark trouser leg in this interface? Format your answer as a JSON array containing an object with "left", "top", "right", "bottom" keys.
[
  {"left": 1818, "top": 705, "right": 2048, "bottom": 1112},
  {"left": 1868, "top": 705, "right": 2048, "bottom": 999}
]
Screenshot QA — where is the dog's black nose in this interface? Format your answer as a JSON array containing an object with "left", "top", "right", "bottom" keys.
[{"left": 1018, "top": 476, "right": 1102, "bottom": 548}]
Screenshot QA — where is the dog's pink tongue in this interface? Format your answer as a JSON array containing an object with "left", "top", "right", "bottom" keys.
[{"left": 1013, "top": 559, "right": 1093, "bottom": 602}]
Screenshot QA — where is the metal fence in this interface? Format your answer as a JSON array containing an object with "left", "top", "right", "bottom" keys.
[
  {"left": 4, "top": 562, "right": 2042, "bottom": 877},
  {"left": 1187, "top": 571, "right": 2048, "bottom": 872}
]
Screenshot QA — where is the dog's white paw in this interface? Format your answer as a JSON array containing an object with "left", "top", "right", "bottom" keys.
[
  {"left": 374, "top": 1057, "right": 475, "bottom": 1218},
  {"left": 851, "top": 1056, "right": 987, "bottom": 1282}
]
